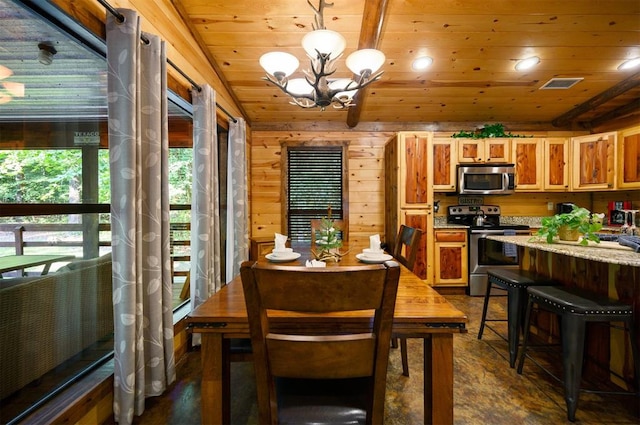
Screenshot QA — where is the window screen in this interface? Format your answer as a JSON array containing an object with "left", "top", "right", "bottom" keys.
[{"left": 288, "top": 147, "right": 343, "bottom": 242}]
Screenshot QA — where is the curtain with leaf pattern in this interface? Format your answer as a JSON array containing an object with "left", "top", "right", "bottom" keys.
[
  {"left": 106, "top": 9, "right": 175, "bottom": 424},
  {"left": 225, "top": 117, "right": 248, "bottom": 282},
  {"left": 190, "top": 85, "right": 222, "bottom": 326}
]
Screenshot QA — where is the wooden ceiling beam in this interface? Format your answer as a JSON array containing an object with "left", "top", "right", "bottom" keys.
[
  {"left": 346, "top": 0, "right": 389, "bottom": 129},
  {"left": 587, "top": 98, "right": 640, "bottom": 129},
  {"left": 552, "top": 71, "right": 640, "bottom": 127}
]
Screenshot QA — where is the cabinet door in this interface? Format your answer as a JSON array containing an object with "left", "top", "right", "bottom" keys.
[
  {"left": 617, "top": 125, "right": 640, "bottom": 189},
  {"left": 402, "top": 210, "right": 432, "bottom": 283},
  {"left": 485, "top": 139, "right": 510, "bottom": 162},
  {"left": 571, "top": 132, "right": 616, "bottom": 191},
  {"left": 512, "top": 138, "right": 543, "bottom": 191},
  {"left": 457, "top": 138, "right": 510, "bottom": 163},
  {"left": 543, "top": 138, "right": 570, "bottom": 191},
  {"left": 457, "top": 139, "right": 483, "bottom": 163},
  {"left": 399, "top": 133, "right": 432, "bottom": 208},
  {"left": 432, "top": 138, "right": 457, "bottom": 191},
  {"left": 433, "top": 230, "right": 467, "bottom": 286}
]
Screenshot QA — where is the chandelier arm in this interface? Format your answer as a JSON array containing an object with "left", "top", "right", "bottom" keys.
[
  {"left": 262, "top": 75, "right": 318, "bottom": 104},
  {"left": 325, "top": 70, "right": 385, "bottom": 99},
  {"left": 307, "top": 0, "right": 334, "bottom": 30}
]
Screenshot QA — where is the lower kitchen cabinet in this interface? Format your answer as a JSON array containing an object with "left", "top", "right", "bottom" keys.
[{"left": 433, "top": 229, "right": 468, "bottom": 287}]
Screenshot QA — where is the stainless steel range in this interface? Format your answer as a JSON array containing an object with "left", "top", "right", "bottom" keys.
[{"left": 447, "top": 205, "right": 530, "bottom": 296}]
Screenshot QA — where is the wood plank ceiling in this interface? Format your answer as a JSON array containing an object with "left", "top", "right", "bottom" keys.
[{"left": 173, "top": 0, "right": 640, "bottom": 130}]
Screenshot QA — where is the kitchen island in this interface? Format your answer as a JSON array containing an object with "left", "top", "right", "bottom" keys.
[{"left": 487, "top": 234, "right": 639, "bottom": 391}]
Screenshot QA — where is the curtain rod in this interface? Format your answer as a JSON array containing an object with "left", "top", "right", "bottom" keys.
[{"left": 97, "top": 0, "right": 238, "bottom": 123}]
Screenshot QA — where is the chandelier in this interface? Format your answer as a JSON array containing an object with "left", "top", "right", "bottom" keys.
[{"left": 259, "top": 0, "right": 385, "bottom": 110}]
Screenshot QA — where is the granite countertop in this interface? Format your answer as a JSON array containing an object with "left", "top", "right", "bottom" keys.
[{"left": 487, "top": 235, "right": 640, "bottom": 267}]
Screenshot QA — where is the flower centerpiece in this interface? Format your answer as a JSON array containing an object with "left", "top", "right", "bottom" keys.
[{"left": 313, "top": 207, "right": 344, "bottom": 262}]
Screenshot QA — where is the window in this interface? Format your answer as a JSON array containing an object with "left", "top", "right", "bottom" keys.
[{"left": 283, "top": 142, "right": 349, "bottom": 242}]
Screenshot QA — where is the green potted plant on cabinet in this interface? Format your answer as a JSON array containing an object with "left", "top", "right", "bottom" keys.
[{"left": 534, "top": 205, "right": 604, "bottom": 246}]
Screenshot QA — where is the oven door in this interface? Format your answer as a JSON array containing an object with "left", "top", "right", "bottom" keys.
[{"left": 468, "top": 228, "right": 529, "bottom": 295}]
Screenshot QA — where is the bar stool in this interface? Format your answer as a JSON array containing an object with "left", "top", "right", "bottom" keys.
[
  {"left": 478, "top": 269, "right": 557, "bottom": 367},
  {"left": 517, "top": 285, "right": 639, "bottom": 422}
]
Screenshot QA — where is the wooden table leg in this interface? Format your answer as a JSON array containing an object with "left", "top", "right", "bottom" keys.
[
  {"left": 200, "top": 333, "right": 223, "bottom": 425},
  {"left": 424, "top": 334, "right": 454, "bottom": 425}
]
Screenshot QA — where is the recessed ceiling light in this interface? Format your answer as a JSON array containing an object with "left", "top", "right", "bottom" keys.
[
  {"left": 618, "top": 57, "right": 640, "bottom": 70},
  {"left": 515, "top": 56, "right": 540, "bottom": 71},
  {"left": 412, "top": 56, "right": 433, "bottom": 71}
]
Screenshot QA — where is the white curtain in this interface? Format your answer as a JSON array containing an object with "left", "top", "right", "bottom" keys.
[
  {"left": 106, "top": 9, "right": 175, "bottom": 424},
  {"left": 226, "top": 117, "right": 249, "bottom": 282},
  {"left": 190, "top": 85, "right": 222, "bottom": 324}
]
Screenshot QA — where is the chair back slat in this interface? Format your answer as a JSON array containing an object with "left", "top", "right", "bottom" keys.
[{"left": 393, "top": 224, "right": 422, "bottom": 270}]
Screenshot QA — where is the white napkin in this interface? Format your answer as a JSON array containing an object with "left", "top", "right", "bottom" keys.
[
  {"left": 305, "top": 260, "right": 326, "bottom": 267},
  {"left": 369, "top": 234, "right": 381, "bottom": 251},
  {"left": 274, "top": 233, "right": 287, "bottom": 251}
]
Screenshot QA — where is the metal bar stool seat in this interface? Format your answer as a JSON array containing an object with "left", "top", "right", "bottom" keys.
[
  {"left": 478, "top": 269, "right": 557, "bottom": 367},
  {"left": 517, "top": 285, "right": 639, "bottom": 422}
]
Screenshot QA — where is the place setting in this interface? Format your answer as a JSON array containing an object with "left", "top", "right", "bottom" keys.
[
  {"left": 356, "top": 234, "right": 393, "bottom": 264},
  {"left": 265, "top": 232, "right": 301, "bottom": 262}
]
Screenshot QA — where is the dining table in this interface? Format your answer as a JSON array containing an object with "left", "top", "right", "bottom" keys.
[
  {"left": 0, "top": 254, "right": 75, "bottom": 278},
  {"left": 186, "top": 243, "right": 468, "bottom": 424}
]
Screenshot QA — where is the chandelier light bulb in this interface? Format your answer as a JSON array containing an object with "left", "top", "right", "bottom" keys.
[
  {"left": 346, "top": 49, "right": 385, "bottom": 76},
  {"left": 302, "top": 29, "right": 346, "bottom": 59},
  {"left": 259, "top": 52, "right": 299, "bottom": 79},
  {"left": 286, "top": 78, "right": 314, "bottom": 96}
]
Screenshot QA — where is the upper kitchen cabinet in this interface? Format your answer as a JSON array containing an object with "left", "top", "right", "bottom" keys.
[
  {"left": 432, "top": 137, "right": 457, "bottom": 192},
  {"left": 511, "top": 138, "right": 544, "bottom": 191},
  {"left": 543, "top": 138, "right": 570, "bottom": 191},
  {"left": 571, "top": 132, "right": 616, "bottom": 191},
  {"left": 617, "top": 125, "right": 640, "bottom": 190},
  {"left": 397, "top": 132, "right": 433, "bottom": 208},
  {"left": 457, "top": 138, "right": 510, "bottom": 163}
]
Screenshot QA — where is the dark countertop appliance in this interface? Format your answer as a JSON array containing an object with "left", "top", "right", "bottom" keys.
[{"left": 447, "top": 205, "right": 530, "bottom": 296}]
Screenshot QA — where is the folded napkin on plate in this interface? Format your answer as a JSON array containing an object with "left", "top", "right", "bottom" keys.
[
  {"left": 305, "top": 260, "right": 326, "bottom": 267},
  {"left": 502, "top": 229, "right": 517, "bottom": 258},
  {"left": 274, "top": 232, "right": 288, "bottom": 251},
  {"left": 369, "top": 234, "right": 381, "bottom": 251}
]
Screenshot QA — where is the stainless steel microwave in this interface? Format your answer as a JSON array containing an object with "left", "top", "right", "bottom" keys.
[{"left": 457, "top": 164, "right": 515, "bottom": 195}]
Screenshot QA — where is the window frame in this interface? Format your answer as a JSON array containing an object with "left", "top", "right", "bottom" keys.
[{"left": 280, "top": 140, "right": 350, "bottom": 241}]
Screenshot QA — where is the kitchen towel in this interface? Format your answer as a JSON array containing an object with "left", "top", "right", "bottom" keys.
[
  {"left": 503, "top": 229, "right": 517, "bottom": 258},
  {"left": 618, "top": 235, "right": 640, "bottom": 253}
]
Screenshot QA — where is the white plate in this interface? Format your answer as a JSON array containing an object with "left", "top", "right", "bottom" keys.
[
  {"left": 265, "top": 252, "right": 301, "bottom": 262},
  {"left": 356, "top": 253, "right": 393, "bottom": 263}
]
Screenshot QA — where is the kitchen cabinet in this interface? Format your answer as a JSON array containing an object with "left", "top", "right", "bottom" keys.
[
  {"left": 432, "top": 137, "right": 457, "bottom": 192},
  {"left": 543, "top": 138, "right": 570, "bottom": 191},
  {"left": 457, "top": 138, "right": 510, "bottom": 163},
  {"left": 433, "top": 230, "right": 467, "bottom": 287},
  {"left": 571, "top": 132, "right": 616, "bottom": 191},
  {"left": 617, "top": 125, "right": 640, "bottom": 189},
  {"left": 384, "top": 132, "right": 434, "bottom": 285},
  {"left": 511, "top": 138, "right": 544, "bottom": 191}
]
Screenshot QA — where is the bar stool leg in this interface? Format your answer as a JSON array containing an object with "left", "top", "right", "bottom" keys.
[
  {"left": 561, "top": 313, "right": 586, "bottom": 422},
  {"left": 506, "top": 286, "right": 522, "bottom": 368},
  {"left": 516, "top": 298, "right": 534, "bottom": 375},
  {"left": 477, "top": 280, "right": 493, "bottom": 339}
]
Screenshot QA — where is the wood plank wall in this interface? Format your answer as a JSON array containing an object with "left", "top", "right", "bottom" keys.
[
  {"left": 250, "top": 131, "right": 394, "bottom": 246},
  {"left": 250, "top": 131, "right": 640, "bottom": 244}
]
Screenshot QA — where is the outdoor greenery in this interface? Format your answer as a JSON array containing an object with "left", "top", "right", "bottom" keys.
[
  {"left": 452, "top": 123, "right": 531, "bottom": 139},
  {"left": 0, "top": 148, "right": 193, "bottom": 223}
]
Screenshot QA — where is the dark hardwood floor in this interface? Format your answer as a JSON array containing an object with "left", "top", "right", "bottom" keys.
[{"left": 128, "top": 294, "right": 640, "bottom": 425}]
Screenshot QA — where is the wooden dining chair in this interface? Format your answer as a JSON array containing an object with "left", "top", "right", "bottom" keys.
[
  {"left": 240, "top": 259, "right": 401, "bottom": 425},
  {"left": 391, "top": 224, "right": 423, "bottom": 377},
  {"left": 310, "top": 218, "right": 347, "bottom": 246}
]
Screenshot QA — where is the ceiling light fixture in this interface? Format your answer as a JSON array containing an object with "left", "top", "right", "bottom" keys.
[
  {"left": 259, "top": 0, "right": 385, "bottom": 110},
  {"left": 412, "top": 56, "right": 433, "bottom": 71},
  {"left": 618, "top": 57, "right": 640, "bottom": 70},
  {"left": 38, "top": 42, "right": 57, "bottom": 66},
  {"left": 515, "top": 56, "right": 540, "bottom": 71}
]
